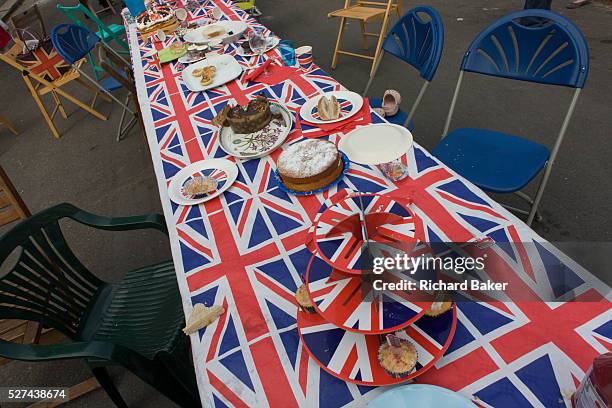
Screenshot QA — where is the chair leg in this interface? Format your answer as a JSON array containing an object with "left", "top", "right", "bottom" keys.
[
  {"left": 151, "top": 358, "right": 200, "bottom": 408},
  {"left": 395, "top": 0, "right": 402, "bottom": 18},
  {"left": 359, "top": 21, "right": 369, "bottom": 49},
  {"left": 22, "top": 75, "right": 61, "bottom": 139},
  {"left": 0, "top": 114, "right": 19, "bottom": 135},
  {"left": 331, "top": 17, "right": 347, "bottom": 69},
  {"left": 91, "top": 367, "right": 128, "bottom": 408},
  {"left": 51, "top": 91, "right": 69, "bottom": 119},
  {"left": 370, "top": 14, "right": 391, "bottom": 77}
]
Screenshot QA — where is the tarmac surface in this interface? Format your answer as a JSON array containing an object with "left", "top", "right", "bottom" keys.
[{"left": 0, "top": 0, "right": 611, "bottom": 406}]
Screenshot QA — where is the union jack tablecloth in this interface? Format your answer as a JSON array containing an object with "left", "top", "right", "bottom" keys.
[{"left": 126, "top": 1, "right": 611, "bottom": 406}]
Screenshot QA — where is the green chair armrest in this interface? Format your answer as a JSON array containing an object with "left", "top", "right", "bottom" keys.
[
  {"left": 0, "top": 339, "right": 116, "bottom": 362},
  {"left": 70, "top": 208, "right": 168, "bottom": 236},
  {"left": 35, "top": 203, "right": 169, "bottom": 235}
]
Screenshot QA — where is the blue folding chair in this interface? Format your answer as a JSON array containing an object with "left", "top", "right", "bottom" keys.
[
  {"left": 51, "top": 24, "right": 137, "bottom": 140},
  {"left": 363, "top": 6, "right": 444, "bottom": 129},
  {"left": 432, "top": 9, "right": 589, "bottom": 225}
]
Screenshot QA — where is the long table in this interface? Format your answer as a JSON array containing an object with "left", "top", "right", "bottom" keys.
[{"left": 126, "top": 1, "right": 611, "bottom": 406}]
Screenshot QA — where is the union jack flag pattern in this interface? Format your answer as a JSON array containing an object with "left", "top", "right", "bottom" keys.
[{"left": 127, "top": 0, "right": 612, "bottom": 406}]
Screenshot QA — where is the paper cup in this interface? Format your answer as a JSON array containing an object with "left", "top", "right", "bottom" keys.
[
  {"left": 175, "top": 8, "right": 188, "bottom": 21},
  {"left": 295, "top": 45, "right": 313, "bottom": 71},
  {"left": 376, "top": 158, "right": 408, "bottom": 181}
]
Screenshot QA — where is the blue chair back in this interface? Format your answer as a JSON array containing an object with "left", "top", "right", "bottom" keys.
[
  {"left": 461, "top": 9, "right": 588, "bottom": 88},
  {"left": 51, "top": 23, "right": 99, "bottom": 65},
  {"left": 381, "top": 6, "right": 444, "bottom": 82}
]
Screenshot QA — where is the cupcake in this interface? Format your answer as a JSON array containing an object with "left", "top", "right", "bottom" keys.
[
  {"left": 424, "top": 291, "right": 453, "bottom": 317},
  {"left": 378, "top": 336, "right": 418, "bottom": 378},
  {"left": 295, "top": 284, "right": 316, "bottom": 314},
  {"left": 182, "top": 176, "right": 218, "bottom": 198}
]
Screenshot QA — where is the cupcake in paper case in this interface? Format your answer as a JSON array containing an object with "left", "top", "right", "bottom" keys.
[
  {"left": 424, "top": 291, "right": 453, "bottom": 317},
  {"left": 378, "top": 337, "right": 418, "bottom": 379},
  {"left": 295, "top": 284, "right": 316, "bottom": 314}
]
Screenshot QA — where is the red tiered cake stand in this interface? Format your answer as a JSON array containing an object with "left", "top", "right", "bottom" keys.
[{"left": 297, "top": 190, "right": 458, "bottom": 386}]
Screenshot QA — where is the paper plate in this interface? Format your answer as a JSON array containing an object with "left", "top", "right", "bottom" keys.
[
  {"left": 300, "top": 91, "right": 363, "bottom": 124},
  {"left": 157, "top": 46, "right": 187, "bottom": 63},
  {"left": 297, "top": 305, "right": 457, "bottom": 386},
  {"left": 168, "top": 159, "right": 238, "bottom": 205},
  {"left": 367, "top": 385, "right": 476, "bottom": 408},
  {"left": 273, "top": 152, "right": 350, "bottom": 196},
  {"left": 339, "top": 123, "right": 413, "bottom": 165},
  {"left": 235, "top": 37, "right": 280, "bottom": 57},
  {"left": 218, "top": 102, "right": 292, "bottom": 159},
  {"left": 183, "top": 20, "right": 248, "bottom": 45},
  {"left": 182, "top": 54, "right": 242, "bottom": 92}
]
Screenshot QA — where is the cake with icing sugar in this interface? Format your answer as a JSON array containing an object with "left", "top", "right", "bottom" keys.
[{"left": 277, "top": 140, "right": 344, "bottom": 192}]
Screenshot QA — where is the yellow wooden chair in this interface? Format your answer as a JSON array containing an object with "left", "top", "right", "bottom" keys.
[
  {"left": 0, "top": 115, "right": 18, "bottom": 136},
  {"left": 328, "top": 0, "right": 401, "bottom": 76},
  {"left": 0, "top": 42, "right": 108, "bottom": 139}
]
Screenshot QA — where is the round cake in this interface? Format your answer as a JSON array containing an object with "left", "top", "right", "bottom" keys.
[
  {"left": 277, "top": 140, "right": 344, "bottom": 192},
  {"left": 378, "top": 339, "right": 418, "bottom": 378},
  {"left": 227, "top": 95, "right": 272, "bottom": 134},
  {"left": 295, "top": 284, "right": 316, "bottom": 314},
  {"left": 136, "top": 5, "right": 175, "bottom": 32}
]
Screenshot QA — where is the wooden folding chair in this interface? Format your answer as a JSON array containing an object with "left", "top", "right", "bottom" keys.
[
  {"left": 0, "top": 115, "right": 18, "bottom": 135},
  {"left": 9, "top": 3, "right": 47, "bottom": 42},
  {"left": 0, "top": 42, "right": 108, "bottom": 139},
  {"left": 0, "top": 166, "right": 101, "bottom": 406},
  {"left": 328, "top": 0, "right": 401, "bottom": 76}
]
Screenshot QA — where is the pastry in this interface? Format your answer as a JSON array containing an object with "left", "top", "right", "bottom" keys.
[
  {"left": 200, "top": 75, "right": 213, "bottom": 86},
  {"left": 170, "top": 42, "right": 186, "bottom": 54},
  {"left": 276, "top": 140, "right": 344, "bottom": 192},
  {"left": 183, "top": 303, "right": 225, "bottom": 334},
  {"left": 317, "top": 95, "right": 340, "bottom": 121},
  {"left": 203, "top": 25, "right": 226, "bottom": 39},
  {"left": 295, "top": 284, "right": 316, "bottom": 313},
  {"left": 213, "top": 94, "right": 273, "bottom": 133},
  {"left": 424, "top": 291, "right": 452, "bottom": 317},
  {"left": 378, "top": 337, "right": 418, "bottom": 378},
  {"left": 182, "top": 176, "right": 218, "bottom": 197}
]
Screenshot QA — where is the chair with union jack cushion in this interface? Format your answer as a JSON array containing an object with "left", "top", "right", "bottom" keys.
[
  {"left": 0, "top": 40, "right": 108, "bottom": 139},
  {"left": 433, "top": 9, "right": 589, "bottom": 226}
]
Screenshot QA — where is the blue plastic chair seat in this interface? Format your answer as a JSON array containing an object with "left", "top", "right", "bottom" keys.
[
  {"left": 432, "top": 128, "right": 550, "bottom": 193},
  {"left": 369, "top": 98, "right": 414, "bottom": 130},
  {"left": 96, "top": 24, "right": 125, "bottom": 42},
  {"left": 100, "top": 74, "right": 124, "bottom": 92}
]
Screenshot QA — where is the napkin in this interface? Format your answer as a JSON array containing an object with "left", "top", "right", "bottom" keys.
[
  {"left": 242, "top": 58, "right": 273, "bottom": 83},
  {"left": 299, "top": 97, "right": 372, "bottom": 138}
]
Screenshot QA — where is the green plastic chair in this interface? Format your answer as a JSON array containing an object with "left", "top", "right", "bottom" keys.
[
  {"left": 0, "top": 203, "right": 200, "bottom": 408},
  {"left": 57, "top": 3, "right": 127, "bottom": 48}
]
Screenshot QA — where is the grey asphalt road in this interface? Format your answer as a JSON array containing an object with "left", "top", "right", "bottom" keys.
[{"left": 0, "top": 0, "right": 610, "bottom": 406}]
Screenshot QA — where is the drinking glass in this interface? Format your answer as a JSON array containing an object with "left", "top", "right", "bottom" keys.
[{"left": 248, "top": 28, "right": 267, "bottom": 56}]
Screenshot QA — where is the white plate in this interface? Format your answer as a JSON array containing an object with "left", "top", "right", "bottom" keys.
[
  {"left": 183, "top": 20, "right": 248, "bottom": 45},
  {"left": 182, "top": 54, "right": 242, "bottom": 92},
  {"left": 235, "top": 37, "right": 280, "bottom": 57},
  {"left": 168, "top": 159, "right": 238, "bottom": 206},
  {"left": 300, "top": 91, "right": 363, "bottom": 124},
  {"left": 218, "top": 102, "right": 293, "bottom": 159},
  {"left": 338, "top": 123, "right": 413, "bottom": 165}
]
